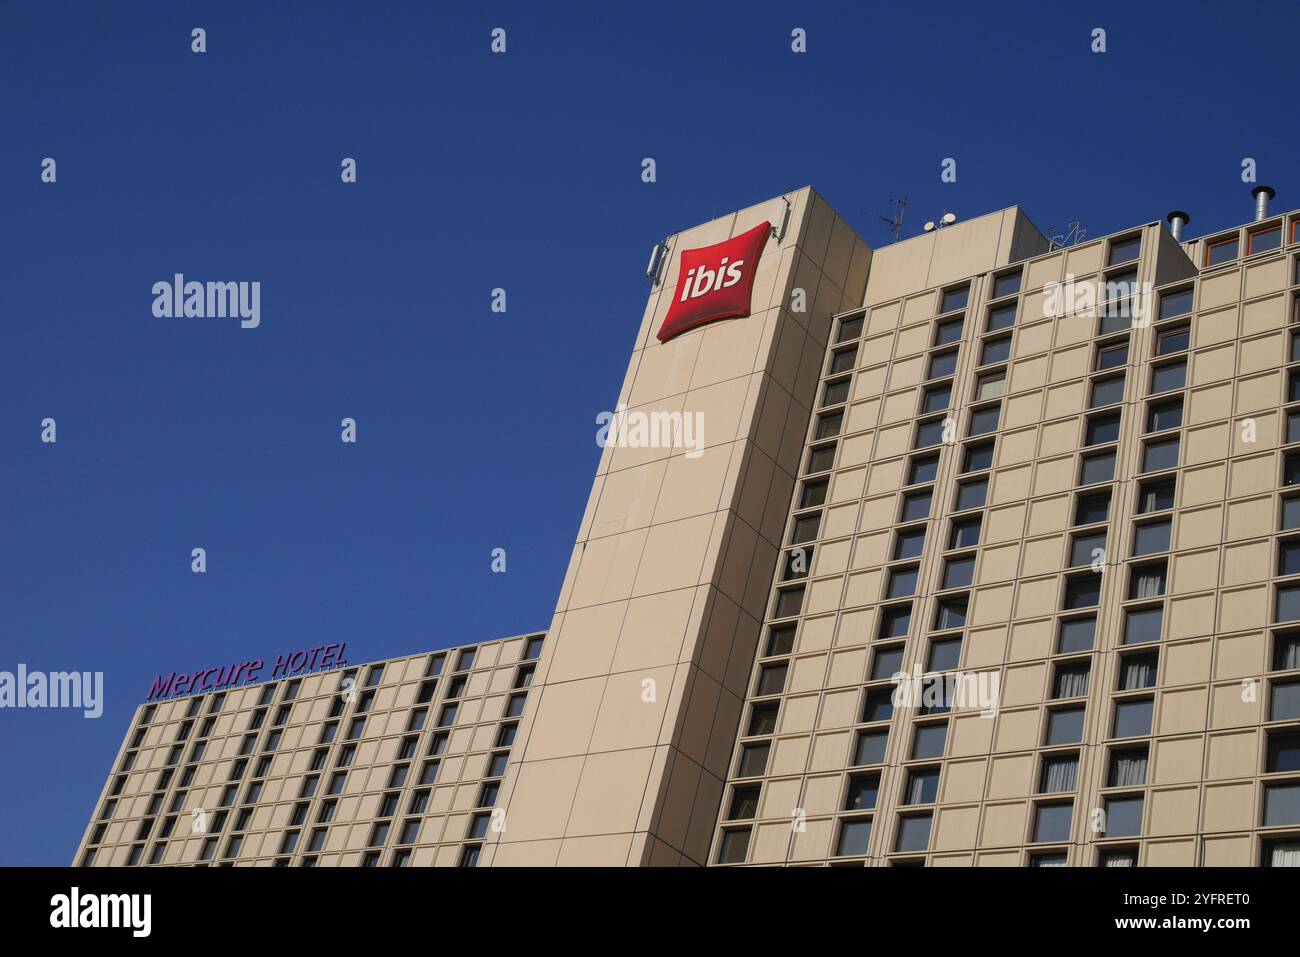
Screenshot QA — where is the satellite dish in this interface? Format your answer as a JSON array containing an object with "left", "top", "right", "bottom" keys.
[
  {"left": 941, "top": 212, "right": 957, "bottom": 225},
  {"left": 923, "top": 221, "right": 936, "bottom": 232}
]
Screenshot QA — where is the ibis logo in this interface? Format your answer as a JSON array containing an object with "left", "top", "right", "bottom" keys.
[{"left": 657, "top": 220, "right": 770, "bottom": 342}]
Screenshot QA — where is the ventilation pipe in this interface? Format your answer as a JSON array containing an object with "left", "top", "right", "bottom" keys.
[
  {"left": 1252, "top": 185, "right": 1276, "bottom": 222},
  {"left": 1166, "top": 210, "right": 1190, "bottom": 241}
]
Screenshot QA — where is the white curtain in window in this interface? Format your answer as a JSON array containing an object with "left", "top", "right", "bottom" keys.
[
  {"left": 1279, "top": 640, "right": 1300, "bottom": 672},
  {"left": 1042, "top": 759, "right": 1078, "bottom": 793},
  {"left": 1122, "top": 659, "right": 1154, "bottom": 689},
  {"left": 1111, "top": 754, "right": 1148, "bottom": 788},
  {"left": 1055, "top": 669, "right": 1089, "bottom": 699},
  {"left": 1104, "top": 854, "right": 1136, "bottom": 867},
  {"left": 1132, "top": 572, "right": 1164, "bottom": 598},
  {"left": 1270, "top": 842, "right": 1300, "bottom": 867}
]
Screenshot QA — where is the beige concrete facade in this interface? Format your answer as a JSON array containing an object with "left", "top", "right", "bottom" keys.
[{"left": 77, "top": 191, "right": 1300, "bottom": 867}]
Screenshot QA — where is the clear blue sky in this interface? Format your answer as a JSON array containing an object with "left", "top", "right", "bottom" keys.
[{"left": 0, "top": 1, "right": 1293, "bottom": 865}]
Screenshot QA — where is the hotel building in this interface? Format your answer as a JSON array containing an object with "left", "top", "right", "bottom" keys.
[{"left": 77, "top": 186, "right": 1300, "bottom": 866}]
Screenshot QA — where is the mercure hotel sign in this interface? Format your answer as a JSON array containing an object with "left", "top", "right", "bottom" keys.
[{"left": 144, "top": 642, "right": 350, "bottom": 701}]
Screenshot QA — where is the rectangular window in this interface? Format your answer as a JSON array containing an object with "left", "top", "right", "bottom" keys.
[
  {"left": 1270, "top": 680, "right": 1300, "bottom": 721},
  {"left": 928, "top": 350, "right": 959, "bottom": 379},
  {"left": 1206, "top": 234, "right": 1239, "bottom": 266},
  {"left": 1045, "top": 707, "right": 1085, "bottom": 745},
  {"left": 1263, "top": 784, "right": 1300, "bottom": 826},
  {"left": 954, "top": 479, "right": 988, "bottom": 511},
  {"left": 1150, "top": 360, "right": 1187, "bottom": 395},
  {"left": 1158, "top": 287, "right": 1193, "bottom": 320},
  {"left": 1063, "top": 576, "right": 1101, "bottom": 609},
  {"left": 815, "top": 411, "right": 843, "bottom": 440},
  {"left": 727, "top": 787, "right": 760, "bottom": 820},
  {"left": 980, "top": 336, "right": 1012, "bottom": 366},
  {"left": 987, "top": 302, "right": 1017, "bottom": 331},
  {"left": 934, "top": 316, "right": 964, "bottom": 345},
  {"left": 901, "top": 490, "right": 932, "bottom": 522},
  {"left": 921, "top": 383, "right": 951, "bottom": 414},
  {"left": 1249, "top": 224, "right": 1282, "bottom": 254},
  {"left": 1053, "top": 662, "right": 1089, "bottom": 699},
  {"left": 854, "top": 729, "right": 889, "bottom": 765},
  {"left": 1104, "top": 796, "right": 1144, "bottom": 837},
  {"left": 1146, "top": 398, "right": 1183, "bottom": 433},
  {"left": 894, "top": 526, "right": 926, "bottom": 560},
  {"left": 1109, "top": 747, "right": 1149, "bottom": 787},
  {"left": 1039, "top": 754, "right": 1079, "bottom": 793},
  {"left": 1096, "top": 340, "right": 1129, "bottom": 371},
  {"left": 871, "top": 645, "right": 906, "bottom": 681},
  {"left": 949, "top": 516, "right": 982, "bottom": 549},
  {"left": 747, "top": 702, "right": 778, "bottom": 736},
  {"left": 716, "top": 829, "right": 751, "bottom": 864},
  {"left": 928, "top": 636, "right": 963, "bottom": 671},
  {"left": 992, "top": 271, "right": 1022, "bottom": 299},
  {"left": 1058, "top": 617, "right": 1096, "bottom": 653},
  {"left": 835, "top": 819, "right": 873, "bottom": 857},
  {"left": 903, "top": 768, "right": 940, "bottom": 805},
  {"left": 755, "top": 663, "right": 788, "bottom": 697},
  {"left": 1033, "top": 803, "right": 1073, "bottom": 843},
  {"left": 1123, "top": 607, "right": 1163, "bottom": 645},
  {"left": 915, "top": 417, "right": 945, "bottom": 449},
  {"left": 894, "top": 814, "right": 932, "bottom": 853},
  {"left": 975, "top": 373, "right": 1006, "bottom": 402},
  {"left": 1090, "top": 375, "right": 1125, "bottom": 408},
  {"left": 1155, "top": 323, "right": 1190, "bottom": 356},
  {"left": 836, "top": 315, "right": 863, "bottom": 342},
  {"left": 737, "top": 742, "right": 770, "bottom": 778},
  {"left": 878, "top": 604, "right": 912, "bottom": 639},
  {"left": 1267, "top": 732, "right": 1300, "bottom": 773},
  {"left": 940, "top": 286, "right": 969, "bottom": 314},
  {"left": 1137, "top": 478, "right": 1175, "bottom": 513},
  {"left": 941, "top": 557, "right": 975, "bottom": 591},
  {"left": 828, "top": 347, "right": 857, "bottom": 375},
  {"left": 1275, "top": 633, "right": 1300, "bottom": 671},
  {"left": 1279, "top": 585, "right": 1300, "bottom": 622},
  {"left": 1133, "top": 520, "right": 1172, "bottom": 556},
  {"left": 845, "top": 774, "right": 880, "bottom": 811},
  {"left": 1113, "top": 698, "right": 1154, "bottom": 738},
  {"left": 1075, "top": 491, "right": 1111, "bottom": 525},
  {"left": 822, "top": 378, "right": 850, "bottom": 407},
  {"left": 1085, "top": 412, "right": 1121, "bottom": 446},
  {"left": 1119, "top": 653, "right": 1158, "bottom": 690},
  {"left": 1109, "top": 235, "right": 1141, "bottom": 265},
  {"left": 1069, "top": 532, "right": 1106, "bottom": 567},
  {"left": 861, "top": 688, "right": 895, "bottom": 723},
  {"left": 962, "top": 441, "right": 995, "bottom": 473},
  {"left": 934, "top": 597, "right": 968, "bottom": 631},
  {"left": 806, "top": 444, "right": 836, "bottom": 473},
  {"left": 1129, "top": 563, "right": 1168, "bottom": 599},
  {"left": 1079, "top": 451, "right": 1116, "bottom": 485}
]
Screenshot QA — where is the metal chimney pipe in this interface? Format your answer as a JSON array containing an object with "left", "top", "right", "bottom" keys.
[
  {"left": 1166, "top": 210, "right": 1190, "bottom": 241},
  {"left": 1252, "top": 185, "right": 1276, "bottom": 222}
]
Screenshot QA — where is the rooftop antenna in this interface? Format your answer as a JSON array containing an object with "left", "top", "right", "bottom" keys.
[
  {"left": 1046, "top": 220, "right": 1087, "bottom": 251},
  {"left": 867, "top": 196, "right": 908, "bottom": 242}
]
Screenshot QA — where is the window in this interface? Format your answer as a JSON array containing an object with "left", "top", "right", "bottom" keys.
[
  {"left": 1158, "top": 287, "right": 1193, "bottom": 320},
  {"left": 747, "top": 702, "right": 779, "bottom": 736},
  {"left": 1137, "top": 478, "right": 1175, "bottom": 513},
  {"left": 894, "top": 814, "right": 932, "bottom": 853},
  {"left": 1109, "top": 234, "right": 1141, "bottom": 265},
  {"left": 1288, "top": 411, "right": 1300, "bottom": 445},
  {"left": 845, "top": 774, "right": 880, "bottom": 811},
  {"left": 828, "top": 347, "right": 857, "bottom": 375},
  {"left": 1155, "top": 323, "right": 1190, "bottom": 356},
  {"left": 1033, "top": 803, "right": 1073, "bottom": 843},
  {"left": 1288, "top": 453, "right": 1300, "bottom": 486},
  {"left": 387, "top": 764, "right": 409, "bottom": 788},
  {"left": 1263, "top": 839, "right": 1300, "bottom": 868},
  {"left": 1075, "top": 491, "right": 1111, "bottom": 525},
  {"left": 773, "top": 587, "right": 804, "bottom": 620},
  {"left": 1132, "top": 520, "right": 1171, "bottom": 556},
  {"left": 1275, "top": 633, "right": 1300, "bottom": 671},
  {"left": 908, "top": 453, "right": 940, "bottom": 485},
  {"left": 495, "top": 725, "right": 517, "bottom": 748},
  {"left": 1090, "top": 374, "right": 1125, "bottom": 408},
  {"left": 727, "top": 786, "right": 761, "bottom": 820},
  {"left": 1263, "top": 784, "right": 1300, "bottom": 826},
  {"left": 934, "top": 316, "right": 964, "bottom": 345},
  {"left": 1104, "top": 797, "right": 1144, "bottom": 837},
  {"left": 968, "top": 405, "right": 1000, "bottom": 436},
  {"left": 1249, "top": 223, "right": 1282, "bottom": 254},
  {"left": 822, "top": 378, "right": 850, "bottom": 407},
  {"left": 1150, "top": 360, "right": 1187, "bottom": 395},
  {"left": 790, "top": 513, "right": 821, "bottom": 544},
  {"left": 1113, "top": 698, "right": 1154, "bottom": 738},
  {"left": 815, "top": 411, "right": 843, "bottom": 441},
  {"left": 1040, "top": 754, "right": 1079, "bottom": 793},
  {"left": 835, "top": 819, "right": 873, "bottom": 857},
  {"left": 871, "top": 645, "right": 906, "bottom": 681},
  {"left": 1119, "top": 653, "right": 1158, "bottom": 691},
  {"left": 894, "top": 526, "right": 926, "bottom": 560},
  {"left": 1267, "top": 732, "right": 1300, "bottom": 773},
  {"left": 861, "top": 688, "right": 895, "bottom": 723},
  {"left": 1031, "top": 852, "right": 1067, "bottom": 868},
  {"left": 1096, "top": 340, "right": 1129, "bottom": 371},
  {"left": 954, "top": 479, "right": 987, "bottom": 511},
  {"left": 928, "top": 349, "right": 959, "bottom": 379},
  {"left": 1108, "top": 747, "right": 1148, "bottom": 787},
  {"left": 765, "top": 625, "right": 795, "bottom": 657},
  {"left": 1079, "top": 450, "right": 1116, "bottom": 485},
  {"left": 737, "top": 743, "right": 770, "bottom": 777},
  {"left": 886, "top": 566, "right": 919, "bottom": 599},
  {"left": 977, "top": 371, "right": 1003, "bottom": 403},
  {"left": 921, "top": 383, "right": 951, "bottom": 414},
  {"left": 987, "top": 302, "right": 1017, "bottom": 331},
  {"left": 992, "top": 271, "right": 1022, "bottom": 299},
  {"left": 928, "top": 637, "right": 963, "bottom": 672},
  {"left": 1069, "top": 532, "right": 1106, "bottom": 567},
  {"left": 940, "top": 286, "right": 969, "bottom": 314},
  {"left": 799, "top": 479, "right": 828, "bottom": 510},
  {"left": 854, "top": 729, "right": 889, "bottom": 765},
  {"left": 755, "top": 663, "right": 788, "bottom": 697},
  {"left": 1128, "top": 563, "right": 1167, "bottom": 600},
  {"left": 980, "top": 336, "right": 1011, "bottom": 366},
  {"left": 1100, "top": 849, "right": 1138, "bottom": 867},
  {"left": 941, "top": 556, "right": 975, "bottom": 590},
  {"left": 962, "top": 440, "right": 995, "bottom": 472},
  {"left": 1281, "top": 539, "right": 1300, "bottom": 577},
  {"left": 1206, "top": 234, "right": 1238, "bottom": 266},
  {"left": 1053, "top": 662, "right": 1089, "bottom": 699},
  {"left": 915, "top": 417, "right": 945, "bottom": 449},
  {"left": 458, "top": 845, "right": 482, "bottom": 868},
  {"left": 1146, "top": 398, "right": 1183, "bottom": 432},
  {"left": 1063, "top": 576, "right": 1100, "bottom": 609},
  {"left": 781, "top": 547, "right": 812, "bottom": 581},
  {"left": 1058, "top": 617, "right": 1096, "bottom": 653},
  {"left": 806, "top": 444, "right": 836, "bottom": 473},
  {"left": 904, "top": 768, "right": 940, "bottom": 805},
  {"left": 1270, "top": 680, "right": 1300, "bottom": 721},
  {"left": 934, "top": 597, "right": 968, "bottom": 631},
  {"left": 836, "top": 315, "right": 863, "bottom": 342},
  {"left": 1046, "top": 707, "right": 1085, "bottom": 745},
  {"left": 1141, "top": 437, "right": 1180, "bottom": 473},
  {"left": 1123, "top": 606, "right": 1164, "bottom": 645},
  {"left": 949, "top": 515, "right": 982, "bottom": 549},
  {"left": 716, "top": 829, "right": 751, "bottom": 864},
  {"left": 878, "top": 604, "right": 912, "bottom": 639},
  {"left": 522, "top": 635, "right": 544, "bottom": 660},
  {"left": 901, "top": 490, "right": 932, "bottom": 522}
]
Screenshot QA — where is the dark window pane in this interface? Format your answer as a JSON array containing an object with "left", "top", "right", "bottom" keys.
[
  {"left": 901, "top": 491, "right": 932, "bottom": 522},
  {"left": 992, "top": 272, "right": 1022, "bottom": 299},
  {"left": 934, "top": 598, "right": 968, "bottom": 631},
  {"left": 928, "top": 350, "right": 959, "bottom": 379},
  {"left": 980, "top": 336, "right": 1012, "bottom": 366},
  {"left": 791, "top": 514, "right": 820, "bottom": 544},
  {"left": 1267, "top": 733, "right": 1300, "bottom": 773},
  {"left": 1147, "top": 399, "right": 1183, "bottom": 433},
  {"left": 862, "top": 688, "right": 895, "bottom": 723},
  {"left": 962, "top": 441, "right": 995, "bottom": 472},
  {"left": 904, "top": 769, "right": 940, "bottom": 804},
  {"left": 941, "top": 286, "right": 969, "bottom": 313},
  {"left": 716, "top": 829, "right": 751, "bottom": 864},
  {"left": 815, "top": 412, "right": 843, "bottom": 440},
  {"left": 1063, "top": 576, "right": 1100, "bottom": 609},
  {"left": 845, "top": 775, "right": 880, "bottom": 811},
  {"left": 1155, "top": 325, "right": 1190, "bottom": 356},
  {"left": 1109, "top": 235, "right": 1141, "bottom": 265},
  {"left": 949, "top": 516, "right": 982, "bottom": 549},
  {"left": 829, "top": 348, "right": 857, "bottom": 375},
  {"left": 1033, "top": 803, "right": 1074, "bottom": 843},
  {"left": 773, "top": 587, "right": 804, "bottom": 619},
  {"left": 894, "top": 814, "right": 932, "bottom": 853},
  {"left": 1119, "top": 654, "right": 1158, "bottom": 691},
  {"left": 941, "top": 557, "right": 975, "bottom": 590},
  {"left": 879, "top": 605, "right": 912, "bottom": 639},
  {"left": 1104, "top": 797, "right": 1144, "bottom": 837},
  {"left": 1142, "top": 438, "right": 1179, "bottom": 473},
  {"left": 837, "top": 315, "right": 863, "bottom": 342},
  {"left": 969, "top": 406, "right": 1000, "bottom": 437},
  {"left": 835, "top": 819, "right": 873, "bottom": 857},
  {"left": 1138, "top": 479, "right": 1175, "bottom": 513},
  {"left": 955, "top": 480, "right": 988, "bottom": 511},
  {"left": 1046, "top": 708, "right": 1085, "bottom": 744},
  {"left": 894, "top": 526, "right": 926, "bottom": 560},
  {"left": 1109, "top": 748, "right": 1148, "bottom": 787},
  {"left": 934, "top": 317, "right": 964, "bottom": 345},
  {"left": 871, "top": 646, "right": 906, "bottom": 680},
  {"left": 1158, "top": 288, "right": 1193, "bottom": 320},
  {"left": 887, "top": 566, "right": 919, "bottom": 599},
  {"left": 806, "top": 444, "right": 836, "bottom": 473},
  {"left": 823, "top": 378, "right": 851, "bottom": 406},
  {"left": 1150, "top": 361, "right": 1187, "bottom": 395},
  {"left": 909, "top": 454, "right": 940, "bottom": 485},
  {"left": 854, "top": 729, "right": 889, "bottom": 765},
  {"left": 1091, "top": 375, "right": 1125, "bottom": 408},
  {"left": 747, "top": 703, "right": 779, "bottom": 736},
  {"left": 1123, "top": 607, "right": 1163, "bottom": 644},
  {"left": 1058, "top": 617, "right": 1096, "bottom": 653},
  {"left": 1096, "top": 342, "right": 1129, "bottom": 371},
  {"left": 1272, "top": 681, "right": 1300, "bottom": 721},
  {"left": 799, "top": 479, "right": 828, "bottom": 510},
  {"left": 1133, "top": 520, "right": 1171, "bottom": 556},
  {"left": 1079, "top": 451, "right": 1116, "bottom": 485},
  {"left": 928, "top": 637, "right": 962, "bottom": 671},
  {"left": 755, "top": 663, "right": 787, "bottom": 697},
  {"left": 921, "top": 384, "right": 951, "bottom": 413},
  {"left": 1263, "top": 784, "right": 1300, "bottom": 827},
  {"left": 765, "top": 626, "right": 795, "bottom": 657},
  {"left": 1070, "top": 532, "right": 1106, "bottom": 567},
  {"left": 987, "top": 302, "right": 1017, "bottom": 331},
  {"left": 1113, "top": 699, "right": 1153, "bottom": 738},
  {"left": 1075, "top": 491, "right": 1111, "bottom": 525},
  {"left": 915, "top": 418, "right": 945, "bottom": 449}
]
